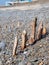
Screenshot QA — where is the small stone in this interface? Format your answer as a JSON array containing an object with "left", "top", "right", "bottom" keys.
[
  {"left": 26, "top": 43, "right": 29, "bottom": 46},
  {"left": 17, "top": 22, "right": 20, "bottom": 27},
  {"left": 8, "top": 26, "right": 11, "bottom": 32},
  {"left": 39, "top": 45, "right": 42, "bottom": 47},
  {"left": 0, "top": 41, "right": 6, "bottom": 51},
  {"left": 0, "top": 60, "right": 2, "bottom": 65},
  {"left": 39, "top": 62, "right": 43, "bottom": 65},
  {"left": 17, "top": 22, "right": 22, "bottom": 28},
  {"left": 32, "top": 58, "right": 38, "bottom": 62},
  {"left": 23, "top": 50, "right": 31, "bottom": 57},
  {"left": 23, "top": 51, "right": 27, "bottom": 55},
  {"left": 27, "top": 62, "right": 32, "bottom": 65},
  {"left": 6, "top": 60, "right": 10, "bottom": 64},
  {"left": 18, "top": 60, "right": 26, "bottom": 65},
  {"left": 46, "top": 37, "right": 49, "bottom": 43}
]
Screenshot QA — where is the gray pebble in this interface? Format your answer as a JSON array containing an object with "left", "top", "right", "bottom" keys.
[
  {"left": 18, "top": 60, "right": 26, "bottom": 65},
  {"left": 0, "top": 60, "right": 2, "bottom": 65},
  {"left": 31, "top": 58, "right": 38, "bottom": 62},
  {"left": 0, "top": 41, "right": 6, "bottom": 51}
]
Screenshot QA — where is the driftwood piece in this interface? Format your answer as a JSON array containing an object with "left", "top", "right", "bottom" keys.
[
  {"left": 29, "top": 18, "right": 37, "bottom": 44},
  {"left": 37, "top": 21, "right": 43, "bottom": 40},
  {"left": 42, "top": 27, "right": 47, "bottom": 36},
  {"left": 21, "top": 30, "right": 27, "bottom": 50},
  {"left": 13, "top": 36, "right": 18, "bottom": 56}
]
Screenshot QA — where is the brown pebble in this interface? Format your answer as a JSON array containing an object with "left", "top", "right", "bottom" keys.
[
  {"left": 39, "top": 62, "right": 43, "bottom": 65},
  {"left": 27, "top": 62, "right": 32, "bottom": 65}
]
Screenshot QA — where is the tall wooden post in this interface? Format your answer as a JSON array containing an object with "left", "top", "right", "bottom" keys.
[
  {"left": 13, "top": 36, "right": 18, "bottom": 56},
  {"left": 29, "top": 17, "right": 37, "bottom": 44},
  {"left": 37, "top": 21, "right": 43, "bottom": 40},
  {"left": 21, "top": 30, "right": 27, "bottom": 50}
]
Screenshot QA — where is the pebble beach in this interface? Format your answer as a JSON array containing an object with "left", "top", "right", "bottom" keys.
[{"left": 0, "top": 0, "right": 49, "bottom": 65}]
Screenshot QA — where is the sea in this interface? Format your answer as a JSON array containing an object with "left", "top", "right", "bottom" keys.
[{"left": 0, "top": 0, "right": 32, "bottom": 6}]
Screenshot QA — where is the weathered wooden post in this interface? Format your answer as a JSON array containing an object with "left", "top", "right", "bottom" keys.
[
  {"left": 13, "top": 36, "right": 18, "bottom": 56},
  {"left": 29, "top": 17, "right": 37, "bottom": 44},
  {"left": 21, "top": 30, "right": 27, "bottom": 50},
  {"left": 37, "top": 21, "right": 43, "bottom": 40}
]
